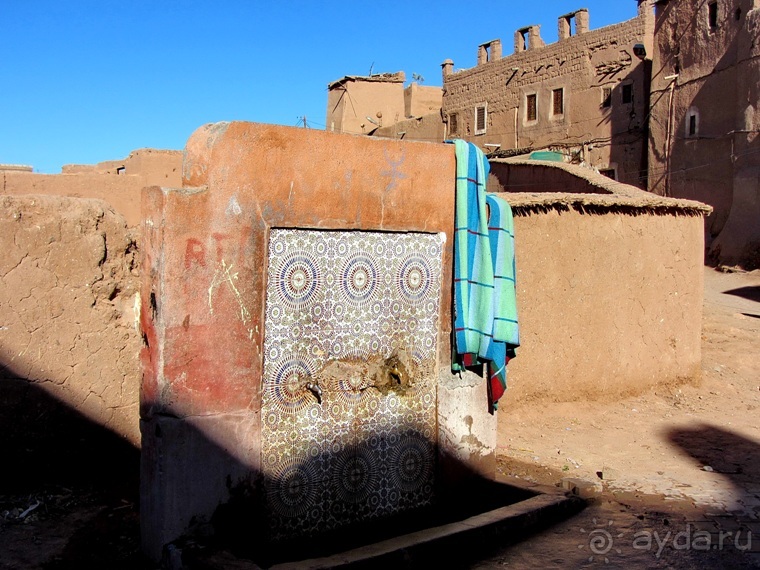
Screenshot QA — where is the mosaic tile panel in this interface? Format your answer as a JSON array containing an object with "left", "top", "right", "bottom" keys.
[{"left": 261, "top": 229, "right": 443, "bottom": 540}]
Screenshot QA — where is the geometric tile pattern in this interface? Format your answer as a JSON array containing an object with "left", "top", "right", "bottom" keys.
[{"left": 261, "top": 229, "right": 443, "bottom": 540}]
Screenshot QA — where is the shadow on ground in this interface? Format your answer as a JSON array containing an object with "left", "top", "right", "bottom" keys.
[
  {"left": 1, "top": 356, "right": 580, "bottom": 570},
  {"left": 724, "top": 286, "right": 760, "bottom": 304},
  {"left": 0, "top": 363, "right": 145, "bottom": 570},
  {"left": 666, "top": 423, "right": 760, "bottom": 509}
]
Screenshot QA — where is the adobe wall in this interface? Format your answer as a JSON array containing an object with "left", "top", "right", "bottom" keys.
[
  {"left": 326, "top": 76, "right": 406, "bottom": 135},
  {"left": 488, "top": 160, "right": 709, "bottom": 407},
  {"left": 648, "top": 0, "right": 760, "bottom": 267},
  {"left": 0, "top": 195, "right": 141, "bottom": 485},
  {"left": 443, "top": 9, "right": 653, "bottom": 188},
  {"left": 3, "top": 149, "right": 182, "bottom": 227},
  {"left": 507, "top": 207, "right": 705, "bottom": 405},
  {"left": 404, "top": 83, "right": 443, "bottom": 118},
  {"left": 372, "top": 112, "right": 445, "bottom": 143},
  {"left": 61, "top": 148, "right": 182, "bottom": 184},
  {"left": 490, "top": 159, "right": 614, "bottom": 194}
]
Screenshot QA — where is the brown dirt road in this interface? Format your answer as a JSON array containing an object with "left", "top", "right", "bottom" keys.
[{"left": 487, "top": 267, "right": 760, "bottom": 568}]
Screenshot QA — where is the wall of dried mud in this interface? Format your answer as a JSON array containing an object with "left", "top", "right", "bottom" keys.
[
  {"left": 504, "top": 204, "right": 705, "bottom": 407},
  {"left": 0, "top": 195, "right": 141, "bottom": 477},
  {"left": 2, "top": 148, "right": 182, "bottom": 228}
]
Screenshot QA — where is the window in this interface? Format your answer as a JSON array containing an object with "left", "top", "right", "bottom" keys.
[
  {"left": 449, "top": 113, "right": 458, "bottom": 136},
  {"left": 552, "top": 88, "right": 564, "bottom": 116},
  {"left": 526, "top": 93, "right": 537, "bottom": 122},
  {"left": 599, "top": 168, "right": 617, "bottom": 180},
  {"left": 602, "top": 87, "right": 612, "bottom": 108},
  {"left": 686, "top": 107, "right": 699, "bottom": 137},
  {"left": 475, "top": 104, "right": 487, "bottom": 135},
  {"left": 622, "top": 83, "right": 634, "bottom": 104},
  {"left": 709, "top": 1, "right": 718, "bottom": 29}
]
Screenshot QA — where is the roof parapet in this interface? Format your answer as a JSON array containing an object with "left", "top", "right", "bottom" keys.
[
  {"left": 514, "top": 25, "right": 545, "bottom": 53},
  {"left": 558, "top": 9, "right": 589, "bottom": 40},
  {"left": 477, "top": 39, "right": 502, "bottom": 65}
]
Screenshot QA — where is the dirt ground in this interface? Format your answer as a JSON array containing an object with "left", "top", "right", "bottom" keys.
[
  {"left": 1, "top": 266, "right": 758, "bottom": 569},
  {"left": 486, "top": 266, "right": 760, "bottom": 568}
]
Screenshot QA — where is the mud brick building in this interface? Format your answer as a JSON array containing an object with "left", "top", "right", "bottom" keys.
[
  {"left": 441, "top": 2, "right": 655, "bottom": 189},
  {"left": 326, "top": 71, "right": 442, "bottom": 137},
  {"left": 648, "top": 0, "right": 760, "bottom": 267}
]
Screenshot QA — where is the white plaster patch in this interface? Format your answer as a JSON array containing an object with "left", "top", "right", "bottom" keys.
[{"left": 225, "top": 194, "right": 242, "bottom": 216}]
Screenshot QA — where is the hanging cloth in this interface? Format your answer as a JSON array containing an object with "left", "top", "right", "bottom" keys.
[{"left": 450, "top": 140, "right": 519, "bottom": 412}]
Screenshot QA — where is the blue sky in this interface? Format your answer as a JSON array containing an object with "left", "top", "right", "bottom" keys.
[{"left": 1, "top": 1, "right": 639, "bottom": 173}]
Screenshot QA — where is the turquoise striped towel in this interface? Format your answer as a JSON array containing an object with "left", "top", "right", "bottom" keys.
[{"left": 450, "top": 140, "right": 519, "bottom": 411}]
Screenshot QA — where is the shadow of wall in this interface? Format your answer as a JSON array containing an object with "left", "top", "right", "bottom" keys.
[
  {"left": 607, "top": 59, "right": 652, "bottom": 189},
  {"left": 0, "top": 360, "right": 139, "bottom": 495},
  {"left": 665, "top": 423, "right": 760, "bottom": 513},
  {"left": 145, "top": 410, "right": 534, "bottom": 568},
  {"left": 0, "top": 195, "right": 143, "bottom": 472}
]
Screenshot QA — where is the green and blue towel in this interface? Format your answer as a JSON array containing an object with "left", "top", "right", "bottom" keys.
[{"left": 451, "top": 140, "right": 519, "bottom": 411}]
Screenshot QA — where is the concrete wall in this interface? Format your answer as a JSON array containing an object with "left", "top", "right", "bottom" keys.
[
  {"left": 648, "top": 0, "right": 760, "bottom": 267},
  {"left": 488, "top": 160, "right": 709, "bottom": 406},
  {"left": 442, "top": 4, "right": 654, "bottom": 189},
  {"left": 0, "top": 195, "right": 141, "bottom": 488},
  {"left": 3, "top": 149, "right": 182, "bottom": 227}
]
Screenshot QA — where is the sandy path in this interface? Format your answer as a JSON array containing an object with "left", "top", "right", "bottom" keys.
[{"left": 486, "top": 267, "right": 760, "bottom": 567}]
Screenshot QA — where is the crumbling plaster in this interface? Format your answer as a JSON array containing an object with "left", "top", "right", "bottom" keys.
[{"left": 0, "top": 195, "right": 141, "bottom": 446}]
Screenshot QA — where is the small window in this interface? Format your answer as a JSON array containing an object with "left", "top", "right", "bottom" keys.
[
  {"left": 599, "top": 168, "right": 617, "bottom": 180},
  {"left": 526, "top": 93, "right": 537, "bottom": 122},
  {"left": 709, "top": 1, "right": 718, "bottom": 29},
  {"left": 622, "top": 83, "right": 634, "bottom": 104},
  {"left": 552, "top": 88, "right": 564, "bottom": 116},
  {"left": 602, "top": 87, "right": 612, "bottom": 108},
  {"left": 116, "top": 166, "right": 126, "bottom": 175},
  {"left": 686, "top": 107, "right": 699, "bottom": 137},
  {"left": 475, "top": 104, "right": 487, "bottom": 135},
  {"left": 449, "top": 113, "right": 458, "bottom": 136}
]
